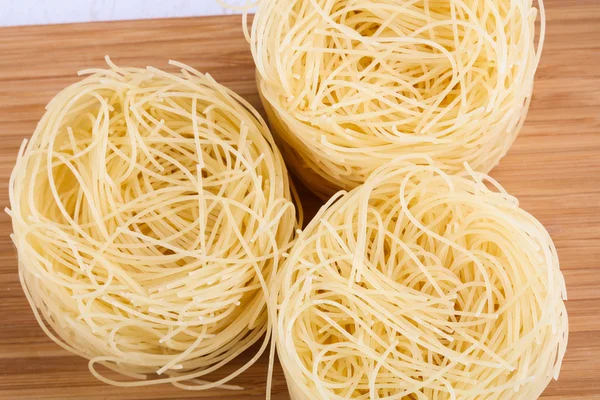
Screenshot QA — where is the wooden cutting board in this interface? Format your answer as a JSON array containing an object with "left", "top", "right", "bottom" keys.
[{"left": 0, "top": 1, "right": 598, "bottom": 399}]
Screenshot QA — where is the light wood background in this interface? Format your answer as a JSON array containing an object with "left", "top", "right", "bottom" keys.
[{"left": 0, "top": 1, "right": 598, "bottom": 398}]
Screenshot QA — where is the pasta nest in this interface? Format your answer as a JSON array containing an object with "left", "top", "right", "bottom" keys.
[
  {"left": 251, "top": 0, "right": 545, "bottom": 197},
  {"left": 274, "top": 156, "right": 567, "bottom": 400},
  {"left": 8, "top": 59, "right": 299, "bottom": 389}
]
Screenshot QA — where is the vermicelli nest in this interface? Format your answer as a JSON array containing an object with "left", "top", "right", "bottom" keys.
[
  {"left": 8, "top": 59, "right": 299, "bottom": 389},
  {"left": 274, "top": 156, "right": 567, "bottom": 399},
  {"left": 250, "top": 0, "right": 545, "bottom": 198}
]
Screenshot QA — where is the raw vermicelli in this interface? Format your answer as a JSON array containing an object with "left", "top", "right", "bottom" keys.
[
  {"left": 274, "top": 156, "right": 567, "bottom": 399},
  {"left": 248, "top": 0, "right": 545, "bottom": 198},
  {"left": 8, "top": 58, "right": 299, "bottom": 390}
]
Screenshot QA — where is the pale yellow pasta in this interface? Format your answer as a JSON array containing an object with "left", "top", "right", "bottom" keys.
[
  {"left": 247, "top": 0, "right": 545, "bottom": 198},
  {"left": 273, "top": 156, "right": 567, "bottom": 399},
  {"left": 7, "top": 58, "right": 299, "bottom": 391}
]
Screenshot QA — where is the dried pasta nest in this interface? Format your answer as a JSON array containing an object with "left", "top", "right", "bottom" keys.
[
  {"left": 8, "top": 59, "right": 299, "bottom": 390},
  {"left": 274, "top": 156, "right": 567, "bottom": 399}
]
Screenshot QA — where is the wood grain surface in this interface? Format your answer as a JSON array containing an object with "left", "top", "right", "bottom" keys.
[{"left": 0, "top": 1, "right": 598, "bottom": 399}]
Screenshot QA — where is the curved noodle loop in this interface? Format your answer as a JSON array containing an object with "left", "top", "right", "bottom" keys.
[
  {"left": 8, "top": 59, "right": 299, "bottom": 390},
  {"left": 250, "top": 0, "right": 545, "bottom": 197},
  {"left": 274, "top": 156, "right": 567, "bottom": 399}
]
